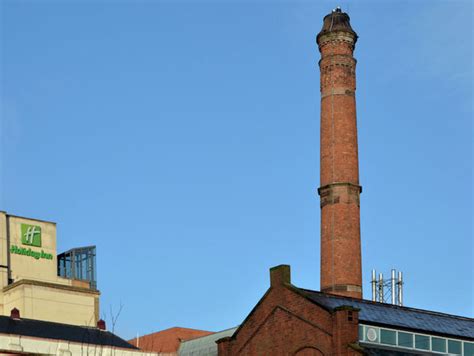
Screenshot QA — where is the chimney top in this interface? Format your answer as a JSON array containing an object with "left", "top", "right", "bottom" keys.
[
  {"left": 270, "top": 265, "right": 291, "bottom": 287},
  {"left": 97, "top": 319, "right": 106, "bottom": 330},
  {"left": 317, "top": 8, "right": 357, "bottom": 43},
  {"left": 10, "top": 308, "right": 20, "bottom": 319}
]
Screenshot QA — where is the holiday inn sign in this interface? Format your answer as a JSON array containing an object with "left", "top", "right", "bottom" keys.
[
  {"left": 10, "top": 224, "right": 53, "bottom": 260},
  {"left": 21, "top": 224, "right": 42, "bottom": 247}
]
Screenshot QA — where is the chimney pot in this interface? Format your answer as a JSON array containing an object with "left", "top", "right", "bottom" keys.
[
  {"left": 270, "top": 265, "right": 291, "bottom": 287},
  {"left": 10, "top": 308, "right": 20, "bottom": 319},
  {"left": 97, "top": 319, "right": 106, "bottom": 330}
]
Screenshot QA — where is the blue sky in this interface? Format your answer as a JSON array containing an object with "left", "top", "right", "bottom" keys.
[{"left": 1, "top": 0, "right": 472, "bottom": 340}]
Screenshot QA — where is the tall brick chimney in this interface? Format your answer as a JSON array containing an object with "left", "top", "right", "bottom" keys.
[{"left": 317, "top": 8, "right": 362, "bottom": 299}]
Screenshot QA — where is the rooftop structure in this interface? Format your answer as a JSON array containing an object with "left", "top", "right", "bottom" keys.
[
  {"left": 0, "top": 211, "right": 99, "bottom": 326},
  {"left": 57, "top": 245, "right": 97, "bottom": 290}
]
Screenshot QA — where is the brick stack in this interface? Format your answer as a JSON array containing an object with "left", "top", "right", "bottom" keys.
[{"left": 317, "top": 8, "right": 363, "bottom": 299}]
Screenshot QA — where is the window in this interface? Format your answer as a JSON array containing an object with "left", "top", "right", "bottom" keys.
[
  {"left": 380, "top": 329, "right": 396, "bottom": 346},
  {"left": 359, "top": 324, "right": 474, "bottom": 356},
  {"left": 415, "top": 335, "right": 430, "bottom": 350},
  {"left": 57, "top": 246, "right": 97, "bottom": 289},
  {"left": 398, "top": 332, "right": 413, "bottom": 348},
  {"left": 464, "top": 342, "right": 474, "bottom": 356},
  {"left": 431, "top": 337, "right": 446, "bottom": 353},
  {"left": 447, "top": 340, "right": 461, "bottom": 355}
]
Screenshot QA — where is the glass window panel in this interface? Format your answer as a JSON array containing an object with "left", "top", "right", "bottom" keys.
[
  {"left": 66, "top": 256, "right": 72, "bottom": 278},
  {"left": 82, "top": 256, "right": 87, "bottom": 279},
  {"left": 380, "top": 329, "right": 396, "bottom": 346},
  {"left": 447, "top": 340, "right": 461, "bottom": 355},
  {"left": 56, "top": 247, "right": 97, "bottom": 289},
  {"left": 431, "top": 337, "right": 446, "bottom": 353},
  {"left": 464, "top": 342, "right": 474, "bottom": 356},
  {"left": 398, "top": 332, "right": 413, "bottom": 348},
  {"left": 415, "top": 335, "right": 430, "bottom": 350},
  {"left": 358, "top": 325, "right": 364, "bottom": 341}
]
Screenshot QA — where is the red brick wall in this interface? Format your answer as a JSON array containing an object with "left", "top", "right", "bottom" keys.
[{"left": 217, "top": 266, "right": 362, "bottom": 356}]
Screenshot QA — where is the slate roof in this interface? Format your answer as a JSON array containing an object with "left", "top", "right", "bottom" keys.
[
  {"left": 299, "top": 288, "right": 474, "bottom": 340},
  {"left": 0, "top": 315, "right": 137, "bottom": 349}
]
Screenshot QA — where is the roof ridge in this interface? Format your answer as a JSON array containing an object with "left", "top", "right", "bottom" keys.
[
  {"left": 297, "top": 287, "right": 474, "bottom": 322},
  {"left": 166, "top": 326, "right": 212, "bottom": 332},
  {"left": 129, "top": 326, "right": 213, "bottom": 341},
  {"left": 181, "top": 326, "right": 238, "bottom": 342},
  {"left": 0, "top": 315, "right": 100, "bottom": 330},
  {"left": 0, "top": 315, "right": 137, "bottom": 349}
]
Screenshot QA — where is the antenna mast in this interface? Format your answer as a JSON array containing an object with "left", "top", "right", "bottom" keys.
[{"left": 371, "top": 269, "right": 404, "bottom": 306}]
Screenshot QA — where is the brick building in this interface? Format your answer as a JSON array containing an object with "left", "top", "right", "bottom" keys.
[
  {"left": 215, "top": 8, "right": 474, "bottom": 356},
  {"left": 216, "top": 265, "right": 473, "bottom": 355},
  {"left": 133, "top": 8, "right": 474, "bottom": 356}
]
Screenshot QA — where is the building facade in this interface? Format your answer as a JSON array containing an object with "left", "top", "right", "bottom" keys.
[
  {"left": 216, "top": 265, "right": 474, "bottom": 355},
  {"left": 0, "top": 212, "right": 165, "bottom": 355},
  {"left": 0, "top": 211, "right": 99, "bottom": 326}
]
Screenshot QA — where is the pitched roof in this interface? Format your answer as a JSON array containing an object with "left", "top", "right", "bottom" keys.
[
  {"left": 128, "top": 327, "right": 214, "bottom": 353},
  {"left": 298, "top": 288, "right": 474, "bottom": 340},
  {"left": 179, "top": 327, "right": 238, "bottom": 356},
  {"left": 0, "top": 315, "right": 137, "bottom": 349}
]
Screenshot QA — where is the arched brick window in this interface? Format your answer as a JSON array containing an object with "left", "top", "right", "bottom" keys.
[{"left": 294, "top": 346, "right": 324, "bottom": 356}]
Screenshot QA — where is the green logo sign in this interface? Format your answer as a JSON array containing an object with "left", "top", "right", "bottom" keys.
[
  {"left": 10, "top": 245, "right": 53, "bottom": 260},
  {"left": 21, "top": 224, "right": 42, "bottom": 247}
]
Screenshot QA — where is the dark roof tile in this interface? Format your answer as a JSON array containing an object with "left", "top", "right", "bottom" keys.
[
  {"left": 0, "top": 316, "right": 137, "bottom": 349},
  {"left": 298, "top": 288, "right": 474, "bottom": 339}
]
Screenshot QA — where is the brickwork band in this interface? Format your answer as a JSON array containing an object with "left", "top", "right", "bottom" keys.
[{"left": 317, "top": 9, "right": 362, "bottom": 299}]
